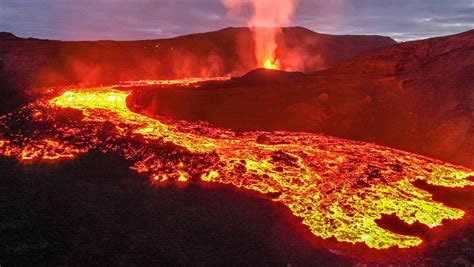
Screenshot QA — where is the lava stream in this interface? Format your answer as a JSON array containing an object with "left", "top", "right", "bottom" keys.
[{"left": 0, "top": 80, "right": 473, "bottom": 250}]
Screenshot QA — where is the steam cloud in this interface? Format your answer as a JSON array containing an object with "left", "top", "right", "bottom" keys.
[{"left": 221, "top": 0, "right": 298, "bottom": 68}]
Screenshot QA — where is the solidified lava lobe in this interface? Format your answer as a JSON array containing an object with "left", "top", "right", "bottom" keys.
[{"left": 0, "top": 79, "right": 473, "bottom": 249}]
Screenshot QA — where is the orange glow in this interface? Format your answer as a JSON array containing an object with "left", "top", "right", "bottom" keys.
[
  {"left": 0, "top": 79, "right": 473, "bottom": 250},
  {"left": 9, "top": 138, "right": 87, "bottom": 161},
  {"left": 222, "top": 1, "right": 297, "bottom": 70},
  {"left": 119, "top": 76, "right": 230, "bottom": 87},
  {"left": 263, "top": 58, "right": 280, "bottom": 70}
]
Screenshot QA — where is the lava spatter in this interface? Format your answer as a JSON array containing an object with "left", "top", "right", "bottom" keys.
[{"left": 0, "top": 80, "right": 473, "bottom": 249}]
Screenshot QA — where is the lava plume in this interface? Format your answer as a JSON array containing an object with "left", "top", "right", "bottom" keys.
[
  {"left": 222, "top": 0, "right": 298, "bottom": 69},
  {"left": 0, "top": 79, "right": 473, "bottom": 250}
]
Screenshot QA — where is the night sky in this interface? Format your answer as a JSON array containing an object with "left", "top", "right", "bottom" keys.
[{"left": 0, "top": 0, "right": 472, "bottom": 41}]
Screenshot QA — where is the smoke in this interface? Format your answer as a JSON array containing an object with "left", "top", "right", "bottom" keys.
[{"left": 221, "top": 0, "right": 298, "bottom": 69}]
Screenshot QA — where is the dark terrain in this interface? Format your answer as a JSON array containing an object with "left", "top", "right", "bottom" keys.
[
  {"left": 1, "top": 151, "right": 474, "bottom": 265},
  {"left": 0, "top": 153, "right": 352, "bottom": 265}
]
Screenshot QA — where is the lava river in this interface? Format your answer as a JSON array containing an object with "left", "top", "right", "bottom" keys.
[{"left": 0, "top": 79, "right": 473, "bottom": 250}]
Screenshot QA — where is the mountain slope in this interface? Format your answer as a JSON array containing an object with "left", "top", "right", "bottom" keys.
[
  {"left": 131, "top": 30, "right": 474, "bottom": 167},
  {"left": 0, "top": 27, "right": 394, "bottom": 87}
]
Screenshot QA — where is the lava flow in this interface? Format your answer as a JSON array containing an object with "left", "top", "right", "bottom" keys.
[{"left": 0, "top": 79, "right": 473, "bottom": 250}]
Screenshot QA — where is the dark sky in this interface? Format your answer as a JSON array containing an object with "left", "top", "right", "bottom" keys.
[{"left": 0, "top": 0, "right": 472, "bottom": 41}]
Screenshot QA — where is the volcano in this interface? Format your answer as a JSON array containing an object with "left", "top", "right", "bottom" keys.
[
  {"left": 0, "top": 27, "right": 473, "bottom": 266},
  {"left": 132, "top": 29, "right": 474, "bottom": 169},
  {"left": 0, "top": 27, "right": 394, "bottom": 112}
]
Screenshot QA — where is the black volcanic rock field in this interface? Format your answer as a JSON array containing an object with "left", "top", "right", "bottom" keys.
[{"left": 131, "top": 30, "right": 474, "bottom": 168}]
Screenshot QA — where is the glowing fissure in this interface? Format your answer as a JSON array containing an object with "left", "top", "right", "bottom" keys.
[{"left": 0, "top": 80, "right": 473, "bottom": 249}]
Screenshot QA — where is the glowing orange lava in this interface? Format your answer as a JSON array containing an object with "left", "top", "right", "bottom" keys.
[
  {"left": 263, "top": 58, "right": 280, "bottom": 70},
  {"left": 0, "top": 79, "right": 473, "bottom": 250},
  {"left": 118, "top": 76, "right": 230, "bottom": 87}
]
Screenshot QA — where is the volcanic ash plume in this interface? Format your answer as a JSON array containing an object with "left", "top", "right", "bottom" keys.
[{"left": 222, "top": 0, "right": 298, "bottom": 69}]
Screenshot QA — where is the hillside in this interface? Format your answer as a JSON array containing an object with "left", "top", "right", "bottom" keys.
[
  {"left": 130, "top": 30, "right": 474, "bottom": 168},
  {"left": 0, "top": 27, "right": 394, "bottom": 87}
]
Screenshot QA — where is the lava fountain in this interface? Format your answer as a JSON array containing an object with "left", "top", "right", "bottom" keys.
[{"left": 222, "top": 0, "right": 298, "bottom": 70}]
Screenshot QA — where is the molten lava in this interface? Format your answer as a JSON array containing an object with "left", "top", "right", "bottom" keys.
[
  {"left": 263, "top": 58, "right": 280, "bottom": 70},
  {"left": 0, "top": 79, "right": 473, "bottom": 250}
]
